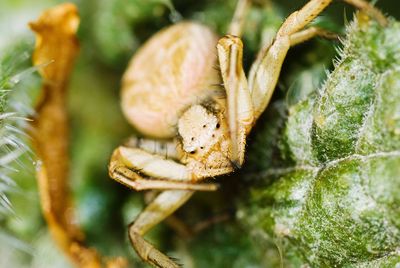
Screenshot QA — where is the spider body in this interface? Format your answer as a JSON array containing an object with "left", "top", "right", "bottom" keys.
[
  {"left": 108, "top": 0, "right": 385, "bottom": 267},
  {"left": 121, "top": 21, "right": 236, "bottom": 180}
]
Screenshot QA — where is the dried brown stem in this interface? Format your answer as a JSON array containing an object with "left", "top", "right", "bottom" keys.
[{"left": 29, "top": 3, "right": 125, "bottom": 268}]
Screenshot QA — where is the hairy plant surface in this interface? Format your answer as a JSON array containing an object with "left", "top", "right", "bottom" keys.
[
  {"left": 239, "top": 15, "right": 400, "bottom": 267},
  {"left": 0, "top": 42, "right": 39, "bottom": 257}
]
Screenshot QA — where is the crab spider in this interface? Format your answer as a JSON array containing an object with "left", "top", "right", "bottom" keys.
[{"left": 108, "top": 0, "right": 386, "bottom": 267}]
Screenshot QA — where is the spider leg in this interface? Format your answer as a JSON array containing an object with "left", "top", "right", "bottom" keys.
[
  {"left": 217, "top": 35, "right": 253, "bottom": 166},
  {"left": 129, "top": 190, "right": 194, "bottom": 268},
  {"left": 216, "top": 28, "right": 336, "bottom": 166},
  {"left": 125, "top": 137, "right": 181, "bottom": 160},
  {"left": 228, "top": 0, "right": 251, "bottom": 36},
  {"left": 213, "top": 0, "right": 253, "bottom": 166},
  {"left": 216, "top": 0, "right": 355, "bottom": 166},
  {"left": 249, "top": 0, "right": 387, "bottom": 120},
  {"left": 248, "top": 0, "right": 334, "bottom": 120},
  {"left": 109, "top": 140, "right": 219, "bottom": 267},
  {"left": 289, "top": 26, "right": 337, "bottom": 46},
  {"left": 218, "top": 0, "right": 339, "bottom": 166},
  {"left": 109, "top": 145, "right": 218, "bottom": 191}
]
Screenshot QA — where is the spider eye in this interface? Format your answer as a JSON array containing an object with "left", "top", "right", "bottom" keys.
[
  {"left": 216, "top": 123, "right": 220, "bottom": 129},
  {"left": 191, "top": 137, "right": 195, "bottom": 141},
  {"left": 190, "top": 150, "right": 196, "bottom": 154},
  {"left": 200, "top": 146, "right": 204, "bottom": 149},
  {"left": 202, "top": 124, "right": 207, "bottom": 128}
]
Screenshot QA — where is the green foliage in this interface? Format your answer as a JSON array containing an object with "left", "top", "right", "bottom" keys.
[
  {"left": 239, "top": 17, "right": 400, "bottom": 267},
  {"left": 184, "top": 223, "right": 263, "bottom": 268},
  {"left": 86, "top": 0, "right": 171, "bottom": 67}
]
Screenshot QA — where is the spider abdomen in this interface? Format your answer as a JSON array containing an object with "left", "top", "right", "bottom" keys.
[{"left": 121, "top": 22, "right": 220, "bottom": 138}]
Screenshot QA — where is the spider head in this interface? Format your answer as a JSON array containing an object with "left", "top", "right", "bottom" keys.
[{"left": 177, "top": 104, "right": 224, "bottom": 158}]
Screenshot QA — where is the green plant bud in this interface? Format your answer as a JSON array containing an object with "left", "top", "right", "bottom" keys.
[{"left": 239, "top": 16, "right": 400, "bottom": 267}]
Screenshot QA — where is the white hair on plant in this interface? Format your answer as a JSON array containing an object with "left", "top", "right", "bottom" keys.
[{"left": 0, "top": 42, "right": 36, "bottom": 253}]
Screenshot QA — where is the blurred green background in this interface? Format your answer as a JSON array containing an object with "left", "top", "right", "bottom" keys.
[{"left": 0, "top": 0, "right": 399, "bottom": 267}]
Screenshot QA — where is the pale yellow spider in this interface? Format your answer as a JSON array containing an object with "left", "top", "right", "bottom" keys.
[{"left": 108, "top": 0, "right": 385, "bottom": 267}]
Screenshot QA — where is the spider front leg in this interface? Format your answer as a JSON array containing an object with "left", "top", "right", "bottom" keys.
[
  {"left": 248, "top": 0, "right": 386, "bottom": 119},
  {"left": 109, "top": 138, "right": 218, "bottom": 191},
  {"left": 217, "top": 0, "right": 338, "bottom": 166},
  {"left": 217, "top": 36, "right": 253, "bottom": 167},
  {"left": 109, "top": 138, "right": 219, "bottom": 267},
  {"left": 216, "top": 29, "right": 332, "bottom": 166},
  {"left": 248, "top": 0, "right": 335, "bottom": 119}
]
